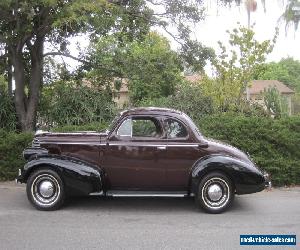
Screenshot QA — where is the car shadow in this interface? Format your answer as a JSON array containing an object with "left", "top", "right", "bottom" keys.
[{"left": 63, "top": 195, "right": 252, "bottom": 214}]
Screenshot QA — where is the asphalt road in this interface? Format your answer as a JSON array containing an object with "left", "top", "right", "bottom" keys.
[{"left": 0, "top": 182, "right": 299, "bottom": 250}]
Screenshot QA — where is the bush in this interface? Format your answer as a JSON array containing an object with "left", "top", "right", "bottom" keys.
[
  {"left": 1, "top": 116, "right": 299, "bottom": 186},
  {"left": 0, "top": 130, "right": 33, "bottom": 181},
  {"left": 198, "top": 115, "right": 300, "bottom": 186},
  {"left": 52, "top": 122, "right": 108, "bottom": 132},
  {"left": 139, "top": 82, "right": 214, "bottom": 120},
  {"left": 38, "top": 81, "right": 117, "bottom": 129}
]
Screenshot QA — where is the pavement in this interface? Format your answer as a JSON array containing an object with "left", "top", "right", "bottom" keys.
[{"left": 0, "top": 181, "right": 299, "bottom": 250}]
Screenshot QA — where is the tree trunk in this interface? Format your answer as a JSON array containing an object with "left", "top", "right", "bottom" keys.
[{"left": 11, "top": 37, "right": 44, "bottom": 132}]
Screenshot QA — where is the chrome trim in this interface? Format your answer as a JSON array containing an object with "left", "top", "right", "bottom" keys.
[
  {"left": 39, "top": 142, "right": 200, "bottom": 147},
  {"left": 35, "top": 131, "right": 103, "bottom": 136},
  {"left": 108, "top": 143, "right": 199, "bottom": 147},
  {"left": 106, "top": 191, "right": 188, "bottom": 197},
  {"left": 40, "top": 142, "right": 104, "bottom": 146},
  {"left": 110, "top": 194, "right": 186, "bottom": 197}
]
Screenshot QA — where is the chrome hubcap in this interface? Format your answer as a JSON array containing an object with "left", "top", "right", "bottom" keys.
[
  {"left": 39, "top": 180, "right": 54, "bottom": 198},
  {"left": 31, "top": 174, "right": 60, "bottom": 207},
  {"left": 201, "top": 177, "right": 230, "bottom": 209},
  {"left": 207, "top": 184, "right": 223, "bottom": 201}
]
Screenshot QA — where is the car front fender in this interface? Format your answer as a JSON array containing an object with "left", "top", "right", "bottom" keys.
[{"left": 18, "top": 153, "right": 103, "bottom": 195}]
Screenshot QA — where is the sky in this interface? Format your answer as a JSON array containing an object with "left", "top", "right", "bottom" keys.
[
  {"left": 60, "top": 0, "right": 300, "bottom": 72},
  {"left": 193, "top": 0, "right": 300, "bottom": 62}
]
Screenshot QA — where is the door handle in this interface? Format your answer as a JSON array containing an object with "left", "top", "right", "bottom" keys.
[{"left": 157, "top": 146, "right": 166, "bottom": 150}]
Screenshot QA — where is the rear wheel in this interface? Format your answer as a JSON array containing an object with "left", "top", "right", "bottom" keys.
[
  {"left": 26, "top": 168, "right": 65, "bottom": 211},
  {"left": 196, "top": 172, "right": 234, "bottom": 213}
]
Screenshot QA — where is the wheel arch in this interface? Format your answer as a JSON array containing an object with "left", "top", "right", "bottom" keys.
[
  {"left": 188, "top": 154, "right": 252, "bottom": 195},
  {"left": 21, "top": 154, "right": 104, "bottom": 196}
]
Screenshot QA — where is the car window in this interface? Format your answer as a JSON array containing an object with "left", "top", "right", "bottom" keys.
[
  {"left": 117, "top": 118, "right": 132, "bottom": 136},
  {"left": 165, "top": 118, "right": 188, "bottom": 139},
  {"left": 117, "top": 117, "right": 161, "bottom": 138}
]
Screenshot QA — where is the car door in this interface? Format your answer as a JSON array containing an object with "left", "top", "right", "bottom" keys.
[
  {"left": 159, "top": 116, "right": 203, "bottom": 190},
  {"left": 101, "top": 115, "right": 167, "bottom": 190}
]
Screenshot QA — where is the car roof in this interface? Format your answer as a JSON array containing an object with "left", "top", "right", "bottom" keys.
[{"left": 120, "top": 107, "right": 182, "bottom": 116}]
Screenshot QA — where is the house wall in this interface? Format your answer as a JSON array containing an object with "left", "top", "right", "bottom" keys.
[
  {"left": 113, "top": 91, "right": 129, "bottom": 108},
  {"left": 249, "top": 93, "right": 293, "bottom": 115}
]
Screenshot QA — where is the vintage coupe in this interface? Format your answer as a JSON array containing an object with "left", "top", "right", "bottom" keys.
[{"left": 16, "top": 107, "right": 270, "bottom": 213}]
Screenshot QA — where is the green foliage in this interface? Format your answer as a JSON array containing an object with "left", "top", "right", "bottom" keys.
[
  {"left": 52, "top": 122, "right": 108, "bottom": 132},
  {"left": 258, "top": 57, "right": 300, "bottom": 92},
  {"left": 0, "top": 76, "right": 17, "bottom": 131},
  {"left": 198, "top": 115, "right": 300, "bottom": 186},
  {"left": 139, "top": 82, "right": 214, "bottom": 120},
  {"left": 1, "top": 115, "right": 299, "bottom": 186},
  {"left": 38, "top": 81, "right": 117, "bottom": 129},
  {"left": 0, "top": 130, "right": 33, "bottom": 181},
  {"left": 280, "top": 0, "right": 300, "bottom": 32},
  {"left": 202, "top": 25, "right": 277, "bottom": 112},
  {"left": 86, "top": 32, "right": 184, "bottom": 104},
  {"left": 263, "top": 87, "right": 289, "bottom": 118}
]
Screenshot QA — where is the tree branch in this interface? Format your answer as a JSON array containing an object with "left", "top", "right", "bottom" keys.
[{"left": 43, "top": 51, "right": 88, "bottom": 63}]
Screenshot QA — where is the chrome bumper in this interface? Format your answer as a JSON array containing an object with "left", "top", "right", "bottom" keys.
[
  {"left": 15, "top": 169, "right": 23, "bottom": 184},
  {"left": 264, "top": 173, "right": 272, "bottom": 189}
]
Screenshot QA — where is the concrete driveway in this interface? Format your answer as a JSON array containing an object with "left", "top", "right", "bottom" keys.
[{"left": 0, "top": 182, "right": 299, "bottom": 250}]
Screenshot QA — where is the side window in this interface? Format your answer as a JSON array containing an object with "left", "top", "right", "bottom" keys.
[
  {"left": 117, "top": 117, "right": 161, "bottom": 138},
  {"left": 117, "top": 118, "right": 132, "bottom": 136},
  {"left": 165, "top": 118, "right": 188, "bottom": 139}
]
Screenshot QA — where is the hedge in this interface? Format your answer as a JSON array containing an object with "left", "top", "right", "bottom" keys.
[
  {"left": 0, "top": 130, "right": 33, "bottom": 181},
  {"left": 0, "top": 115, "right": 299, "bottom": 186},
  {"left": 197, "top": 115, "right": 300, "bottom": 186}
]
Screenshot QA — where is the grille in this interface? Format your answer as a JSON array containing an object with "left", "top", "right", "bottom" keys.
[{"left": 32, "top": 138, "right": 40, "bottom": 147}]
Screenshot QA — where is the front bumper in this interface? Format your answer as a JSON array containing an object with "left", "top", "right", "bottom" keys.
[
  {"left": 15, "top": 168, "right": 24, "bottom": 184},
  {"left": 264, "top": 172, "right": 272, "bottom": 189}
]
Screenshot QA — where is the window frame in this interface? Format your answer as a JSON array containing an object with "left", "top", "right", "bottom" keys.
[
  {"left": 162, "top": 116, "right": 190, "bottom": 141},
  {"left": 115, "top": 115, "right": 164, "bottom": 140}
]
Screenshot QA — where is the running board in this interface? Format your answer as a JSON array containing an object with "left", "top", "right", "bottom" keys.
[{"left": 105, "top": 190, "right": 189, "bottom": 197}]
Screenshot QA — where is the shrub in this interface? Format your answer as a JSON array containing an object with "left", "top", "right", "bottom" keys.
[
  {"left": 139, "top": 82, "right": 214, "bottom": 120},
  {"left": 38, "top": 81, "right": 117, "bottom": 129},
  {"left": 0, "top": 130, "right": 33, "bottom": 180},
  {"left": 0, "top": 116, "right": 299, "bottom": 186},
  {"left": 198, "top": 115, "right": 300, "bottom": 186},
  {"left": 52, "top": 122, "right": 108, "bottom": 132}
]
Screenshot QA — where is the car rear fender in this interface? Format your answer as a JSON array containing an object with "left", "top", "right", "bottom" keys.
[{"left": 189, "top": 154, "right": 264, "bottom": 195}]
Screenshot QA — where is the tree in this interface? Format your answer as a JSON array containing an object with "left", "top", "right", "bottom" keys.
[
  {"left": 258, "top": 57, "right": 300, "bottom": 92},
  {"left": 0, "top": 75, "right": 17, "bottom": 130},
  {"left": 0, "top": 0, "right": 212, "bottom": 131},
  {"left": 280, "top": 0, "right": 300, "bottom": 33},
  {"left": 86, "top": 32, "right": 184, "bottom": 104},
  {"left": 263, "top": 86, "right": 289, "bottom": 118},
  {"left": 201, "top": 25, "right": 277, "bottom": 111},
  {"left": 139, "top": 81, "right": 214, "bottom": 119}
]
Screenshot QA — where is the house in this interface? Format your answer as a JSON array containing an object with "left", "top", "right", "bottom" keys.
[
  {"left": 112, "top": 78, "right": 129, "bottom": 108},
  {"left": 247, "top": 80, "right": 295, "bottom": 115}
]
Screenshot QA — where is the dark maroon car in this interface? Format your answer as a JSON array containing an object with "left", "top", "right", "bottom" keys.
[{"left": 16, "top": 107, "right": 271, "bottom": 213}]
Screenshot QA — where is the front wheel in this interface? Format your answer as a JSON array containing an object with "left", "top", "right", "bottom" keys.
[
  {"left": 26, "top": 168, "right": 65, "bottom": 211},
  {"left": 196, "top": 172, "right": 234, "bottom": 214}
]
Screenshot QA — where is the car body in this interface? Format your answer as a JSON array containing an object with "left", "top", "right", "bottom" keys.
[{"left": 16, "top": 107, "right": 271, "bottom": 213}]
